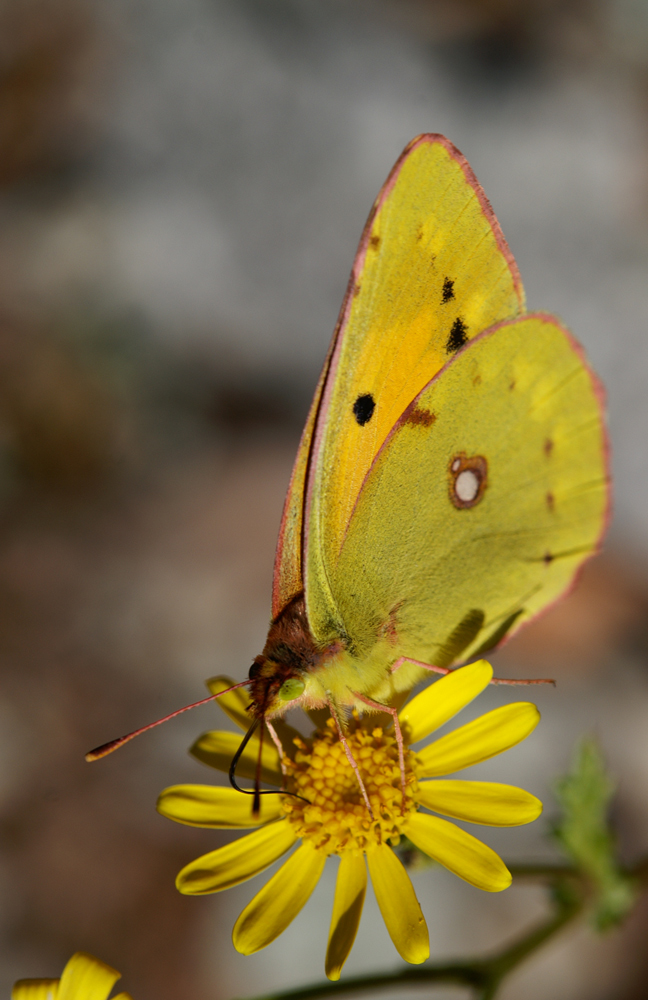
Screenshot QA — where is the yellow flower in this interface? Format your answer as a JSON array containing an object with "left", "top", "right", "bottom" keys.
[
  {"left": 12, "top": 952, "right": 132, "bottom": 1000},
  {"left": 158, "top": 660, "right": 541, "bottom": 980}
]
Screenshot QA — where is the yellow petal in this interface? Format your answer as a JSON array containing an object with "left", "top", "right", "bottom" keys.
[
  {"left": 233, "top": 842, "right": 326, "bottom": 954},
  {"left": 177, "top": 820, "right": 297, "bottom": 895},
  {"left": 366, "top": 844, "right": 429, "bottom": 964},
  {"left": 190, "top": 730, "right": 282, "bottom": 786},
  {"left": 417, "top": 780, "right": 542, "bottom": 826},
  {"left": 325, "top": 852, "right": 367, "bottom": 981},
  {"left": 157, "top": 784, "right": 282, "bottom": 828},
  {"left": 57, "top": 953, "right": 121, "bottom": 1000},
  {"left": 206, "top": 676, "right": 302, "bottom": 751},
  {"left": 417, "top": 702, "right": 540, "bottom": 777},
  {"left": 398, "top": 660, "right": 493, "bottom": 743},
  {"left": 404, "top": 812, "right": 511, "bottom": 891},
  {"left": 12, "top": 981, "right": 59, "bottom": 1000},
  {"left": 206, "top": 675, "right": 254, "bottom": 730}
]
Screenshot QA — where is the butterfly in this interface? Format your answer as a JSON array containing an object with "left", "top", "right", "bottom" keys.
[
  {"left": 242, "top": 134, "right": 609, "bottom": 785},
  {"left": 88, "top": 134, "right": 609, "bottom": 811}
]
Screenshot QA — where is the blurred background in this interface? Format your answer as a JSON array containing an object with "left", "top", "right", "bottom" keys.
[{"left": 0, "top": 0, "right": 648, "bottom": 997}]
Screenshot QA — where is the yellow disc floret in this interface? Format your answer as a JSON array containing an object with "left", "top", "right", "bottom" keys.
[{"left": 280, "top": 718, "right": 421, "bottom": 854}]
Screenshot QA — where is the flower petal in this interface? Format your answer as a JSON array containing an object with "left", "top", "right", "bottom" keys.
[
  {"left": 417, "top": 780, "right": 542, "bottom": 826},
  {"left": 233, "top": 842, "right": 326, "bottom": 954},
  {"left": 157, "top": 784, "right": 282, "bottom": 828},
  {"left": 417, "top": 702, "right": 540, "bottom": 777},
  {"left": 325, "top": 852, "right": 367, "bottom": 981},
  {"left": 404, "top": 811, "right": 511, "bottom": 891},
  {"left": 176, "top": 820, "right": 297, "bottom": 895},
  {"left": 366, "top": 844, "right": 429, "bottom": 964},
  {"left": 207, "top": 675, "right": 255, "bottom": 730},
  {"left": 190, "top": 730, "right": 282, "bottom": 786},
  {"left": 57, "top": 953, "right": 121, "bottom": 1000},
  {"left": 206, "top": 676, "right": 302, "bottom": 751},
  {"left": 399, "top": 660, "right": 493, "bottom": 743},
  {"left": 12, "top": 981, "right": 59, "bottom": 1000}
]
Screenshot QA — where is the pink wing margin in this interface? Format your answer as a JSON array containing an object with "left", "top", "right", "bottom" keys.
[{"left": 271, "top": 133, "right": 525, "bottom": 621}]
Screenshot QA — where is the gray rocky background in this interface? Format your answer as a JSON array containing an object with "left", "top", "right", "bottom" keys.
[{"left": 1, "top": 1, "right": 648, "bottom": 998}]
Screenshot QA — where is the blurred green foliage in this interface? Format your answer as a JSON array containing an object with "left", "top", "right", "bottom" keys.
[{"left": 553, "top": 737, "right": 637, "bottom": 930}]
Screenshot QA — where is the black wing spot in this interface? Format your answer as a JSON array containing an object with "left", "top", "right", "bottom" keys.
[
  {"left": 446, "top": 317, "right": 468, "bottom": 352},
  {"left": 353, "top": 393, "right": 375, "bottom": 426},
  {"left": 441, "top": 277, "right": 455, "bottom": 303}
]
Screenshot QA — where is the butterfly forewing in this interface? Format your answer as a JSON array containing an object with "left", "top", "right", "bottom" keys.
[
  {"left": 272, "top": 361, "right": 329, "bottom": 618},
  {"left": 300, "top": 134, "right": 525, "bottom": 643}
]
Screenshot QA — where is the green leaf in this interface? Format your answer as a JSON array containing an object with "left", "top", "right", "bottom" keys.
[{"left": 553, "top": 738, "right": 636, "bottom": 930}]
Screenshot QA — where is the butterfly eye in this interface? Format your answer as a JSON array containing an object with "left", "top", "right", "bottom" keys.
[{"left": 277, "top": 677, "right": 305, "bottom": 702}]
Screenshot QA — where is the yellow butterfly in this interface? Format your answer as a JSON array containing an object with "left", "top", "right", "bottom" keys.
[
  {"left": 88, "top": 134, "right": 609, "bottom": 809},
  {"left": 248, "top": 133, "right": 609, "bottom": 742}
]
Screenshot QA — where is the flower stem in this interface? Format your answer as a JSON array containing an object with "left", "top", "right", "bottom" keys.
[{"left": 243, "top": 859, "right": 648, "bottom": 1000}]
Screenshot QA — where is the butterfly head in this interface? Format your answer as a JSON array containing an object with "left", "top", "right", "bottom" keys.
[{"left": 247, "top": 655, "right": 306, "bottom": 719}]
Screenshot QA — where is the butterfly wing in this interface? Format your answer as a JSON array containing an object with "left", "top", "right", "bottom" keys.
[
  {"left": 272, "top": 362, "right": 327, "bottom": 618},
  {"left": 272, "top": 133, "right": 525, "bottom": 630},
  {"left": 326, "top": 314, "right": 608, "bottom": 673}
]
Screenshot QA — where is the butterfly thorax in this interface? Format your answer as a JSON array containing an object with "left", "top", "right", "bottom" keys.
[{"left": 248, "top": 594, "right": 343, "bottom": 718}]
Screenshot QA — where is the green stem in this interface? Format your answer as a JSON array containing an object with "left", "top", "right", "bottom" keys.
[
  {"left": 245, "top": 963, "right": 484, "bottom": 1000},
  {"left": 475, "top": 872, "right": 583, "bottom": 998},
  {"left": 241, "top": 865, "right": 592, "bottom": 1000},
  {"left": 244, "top": 857, "right": 648, "bottom": 1000}
]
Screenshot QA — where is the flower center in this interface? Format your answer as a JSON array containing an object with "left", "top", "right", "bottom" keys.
[{"left": 280, "top": 719, "right": 420, "bottom": 854}]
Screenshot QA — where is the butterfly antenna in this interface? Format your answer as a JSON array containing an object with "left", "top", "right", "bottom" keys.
[{"left": 85, "top": 680, "right": 252, "bottom": 762}]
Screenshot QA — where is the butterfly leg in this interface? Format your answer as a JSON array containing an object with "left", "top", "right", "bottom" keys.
[
  {"left": 326, "top": 695, "right": 374, "bottom": 819},
  {"left": 390, "top": 656, "right": 450, "bottom": 677},
  {"left": 349, "top": 689, "right": 407, "bottom": 811},
  {"left": 390, "top": 656, "right": 554, "bottom": 687},
  {"left": 265, "top": 719, "right": 288, "bottom": 777},
  {"left": 489, "top": 676, "right": 555, "bottom": 686}
]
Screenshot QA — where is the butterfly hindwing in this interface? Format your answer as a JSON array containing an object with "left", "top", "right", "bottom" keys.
[{"left": 327, "top": 315, "right": 608, "bottom": 664}]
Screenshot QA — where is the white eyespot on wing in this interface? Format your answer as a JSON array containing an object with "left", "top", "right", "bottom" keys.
[
  {"left": 448, "top": 453, "right": 488, "bottom": 509},
  {"left": 455, "top": 469, "right": 480, "bottom": 503}
]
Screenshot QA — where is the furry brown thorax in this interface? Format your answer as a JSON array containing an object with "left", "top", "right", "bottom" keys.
[{"left": 247, "top": 593, "right": 335, "bottom": 718}]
